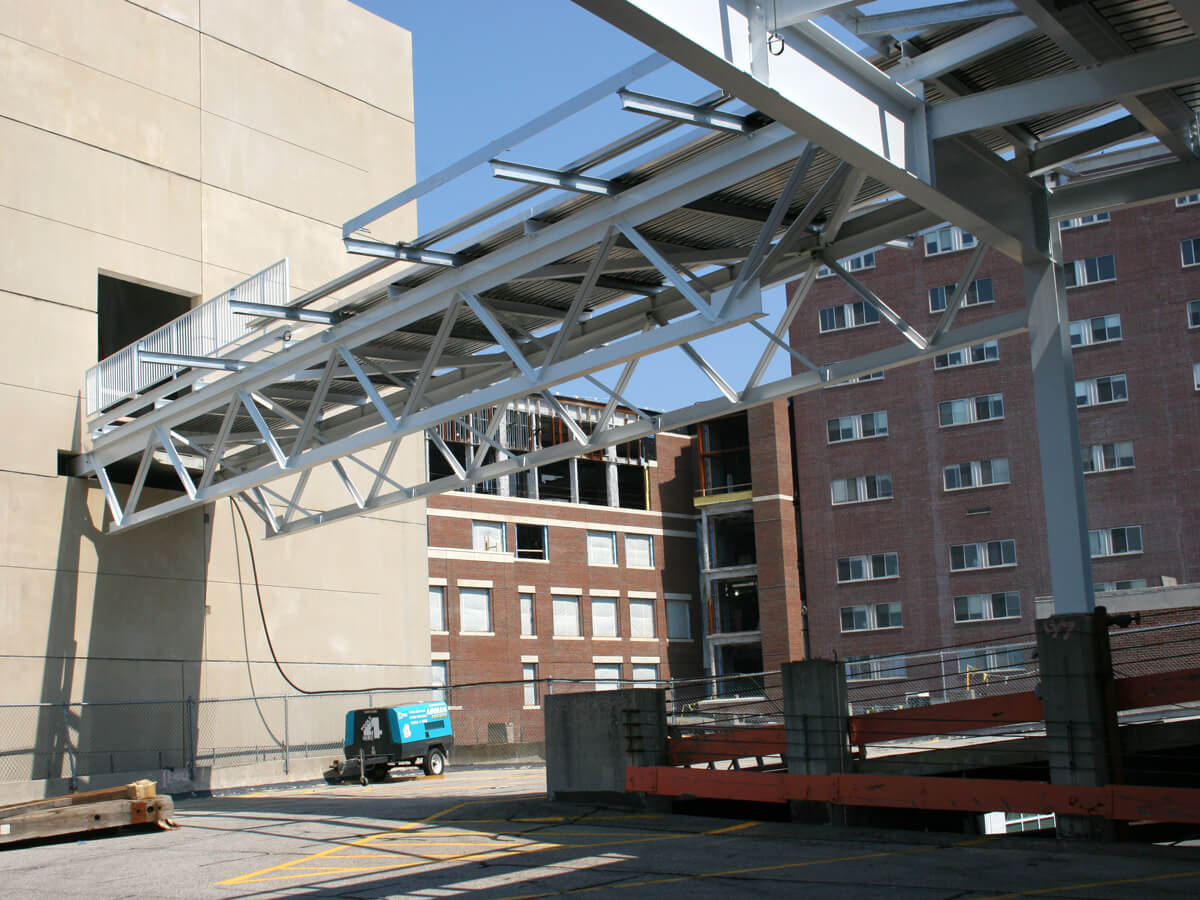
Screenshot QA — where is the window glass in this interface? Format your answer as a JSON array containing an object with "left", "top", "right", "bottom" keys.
[
  {"left": 625, "top": 534, "right": 654, "bottom": 568},
  {"left": 520, "top": 592, "right": 535, "bottom": 636},
  {"left": 459, "top": 587, "right": 492, "bottom": 633},
  {"left": 552, "top": 595, "right": 581, "bottom": 636},
  {"left": 592, "top": 597, "right": 619, "bottom": 638},
  {"left": 666, "top": 599, "right": 691, "bottom": 639},
  {"left": 523, "top": 663, "right": 538, "bottom": 707},
  {"left": 594, "top": 664, "right": 621, "bottom": 691},
  {"left": 632, "top": 664, "right": 659, "bottom": 686},
  {"left": 432, "top": 660, "right": 448, "bottom": 703},
  {"left": 630, "top": 598, "right": 656, "bottom": 638},
  {"left": 429, "top": 585, "right": 446, "bottom": 632},
  {"left": 471, "top": 520, "right": 506, "bottom": 552},
  {"left": 586, "top": 531, "right": 617, "bottom": 565}
]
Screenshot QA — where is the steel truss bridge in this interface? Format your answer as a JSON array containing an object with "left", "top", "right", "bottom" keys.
[{"left": 76, "top": 0, "right": 1200, "bottom": 613}]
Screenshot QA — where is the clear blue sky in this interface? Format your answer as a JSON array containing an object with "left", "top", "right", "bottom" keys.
[{"left": 350, "top": 1, "right": 800, "bottom": 412}]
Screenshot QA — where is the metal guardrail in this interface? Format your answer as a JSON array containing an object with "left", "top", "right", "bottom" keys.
[{"left": 84, "top": 259, "right": 290, "bottom": 416}]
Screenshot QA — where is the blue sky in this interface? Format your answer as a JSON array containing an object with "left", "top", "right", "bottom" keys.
[{"left": 350, "top": 1, "right": 799, "bottom": 412}]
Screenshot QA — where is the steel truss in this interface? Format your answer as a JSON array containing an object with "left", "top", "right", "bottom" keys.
[{"left": 79, "top": 1, "right": 1200, "bottom": 615}]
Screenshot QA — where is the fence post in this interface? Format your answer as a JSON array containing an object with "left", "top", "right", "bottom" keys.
[
  {"left": 187, "top": 697, "right": 197, "bottom": 776},
  {"left": 283, "top": 695, "right": 290, "bottom": 776}
]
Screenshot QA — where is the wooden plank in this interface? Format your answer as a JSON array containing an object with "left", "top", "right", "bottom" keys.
[
  {"left": 0, "top": 796, "right": 175, "bottom": 845},
  {"left": 627, "top": 766, "right": 1200, "bottom": 823},
  {"left": 0, "top": 780, "right": 156, "bottom": 819}
]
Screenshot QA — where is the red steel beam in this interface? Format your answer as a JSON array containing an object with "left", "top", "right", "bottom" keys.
[
  {"left": 668, "top": 725, "right": 784, "bottom": 765},
  {"left": 1115, "top": 666, "right": 1200, "bottom": 710},
  {"left": 849, "top": 691, "right": 1044, "bottom": 746},
  {"left": 627, "top": 766, "right": 1200, "bottom": 823}
]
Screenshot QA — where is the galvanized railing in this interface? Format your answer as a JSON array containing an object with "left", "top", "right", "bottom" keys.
[{"left": 84, "top": 259, "right": 290, "bottom": 416}]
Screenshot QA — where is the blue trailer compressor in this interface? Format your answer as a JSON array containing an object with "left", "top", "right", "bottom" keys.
[{"left": 334, "top": 701, "right": 453, "bottom": 784}]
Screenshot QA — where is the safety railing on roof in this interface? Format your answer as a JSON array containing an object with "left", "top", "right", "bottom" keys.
[{"left": 84, "top": 259, "right": 290, "bottom": 416}]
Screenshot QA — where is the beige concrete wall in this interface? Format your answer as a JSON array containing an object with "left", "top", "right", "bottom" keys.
[{"left": 0, "top": 0, "right": 427, "bottom": 793}]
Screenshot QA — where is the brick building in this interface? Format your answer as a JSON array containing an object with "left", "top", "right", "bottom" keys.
[
  {"left": 424, "top": 395, "right": 702, "bottom": 743},
  {"left": 785, "top": 191, "right": 1200, "bottom": 689}
]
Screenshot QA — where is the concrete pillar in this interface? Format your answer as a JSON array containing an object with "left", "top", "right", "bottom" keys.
[
  {"left": 545, "top": 688, "right": 667, "bottom": 803},
  {"left": 1037, "top": 609, "right": 1119, "bottom": 840},
  {"left": 783, "top": 659, "right": 849, "bottom": 822}
]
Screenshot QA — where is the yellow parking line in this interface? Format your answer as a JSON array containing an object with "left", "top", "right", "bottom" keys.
[{"left": 969, "top": 868, "right": 1200, "bottom": 900}]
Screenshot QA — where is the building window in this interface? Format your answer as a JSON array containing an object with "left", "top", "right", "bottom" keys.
[
  {"left": 1195, "top": 362, "right": 1200, "bottom": 391},
  {"left": 836, "top": 552, "right": 899, "bottom": 583},
  {"left": 432, "top": 660, "right": 448, "bottom": 704},
  {"left": 938, "top": 393, "right": 1004, "bottom": 427},
  {"left": 1059, "top": 212, "right": 1110, "bottom": 230},
  {"left": 943, "top": 458, "right": 1009, "bottom": 491},
  {"left": 925, "top": 225, "right": 976, "bottom": 256},
  {"left": 1075, "top": 373, "right": 1127, "bottom": 407},
  {"left": 816, "top": 250, "right": 875, "bottom": 278},
  {"left": 520, "top": 592, "right": 536, "bottom": 636},
  {"left": 819, "top": 300, "right": 880, "bottom": 333},
  {"left": 1064, "top": 254, "right": 1116, "bottom": 287},
  {"left": 592, "top": 596, "right": 619, "bottom": 638},
  {"left": 471, "top": 520, "right": 506, "bottom": 552},
  {"left": 523, "top": 663, "right": 539, "bottom": 707},
  {"left": 552, "top": 595, "right": 581, "bottom": 636},
  {"left": 954, "top": 592, "right": 1021, "bottom": 623},
  {"left": 827, "top": 371, "right": 885, "bottom": 388},
  {"left": 934, "top": 340, "right": 999, "bottom": 370},
  {"left": 586, "top": 531, "right": 617, "bottom": 566},
  {"left": 429, "top": 585, "right": 446, "bottom": 633},
  {"left": 841, "top": 602, "right": 903, "bottom": 632},
  {"left": 1189, "top": 299, "right": 1200, "bottom": 328},
  {"left": 950, "top": 539, "right": 1017, "bottom": 572},
  {"left": 632, "top": 663, "right": 659, "bottom": 686},
  {"left": 1177, "top": 194, "right": 1200, "bottom": 207},
  {"left": 1183, "top": 238, "right": 1200, "bottom": 267},
  {"left": 516, "top": 524, "right": 547, "bottom": 560},
  {"left": 827, "top": 410, "right": 888, "bottom": 443},
  {"left": 459, "top": 586, "right": 492, "bottom": 633},
  {"left": 845, "top": 654, "right": 907, "bottom": 682},
  {"left": 625, "top": 534, "right": 654, "bottom": 568},
  {"left": 831, "top": 473, "right": 893, "bottom": 505},
  {"left": 928, "top": 277, "right": 993, "bottom": 312},
  {"left": 959, "top": 646, "right": 1027, "bottom": 674},
  {"left": 666, "top": 599, "right": 692, "bottom": 640},
  {"left": 594, "top": 663, "right": 621, "bottom": 691},
  {"left": 1089, "top": 526, "right": 1142, "bottom": 558},
  {"left": 1081, "top": 441, "right": 1134, "bottom": 474},
  {"left": 1070, "top": 314, "right": 1122, "bottom": 347},
  {"left": 630, "top": 598, "right": 656, "bottom": 638},
  {"left": 1096, "top": 578, "right": 1148, "bottom": 593}
]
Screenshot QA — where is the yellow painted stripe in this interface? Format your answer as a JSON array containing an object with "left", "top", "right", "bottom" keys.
[{"left": 969, "top": 868, "right": 1200, "bottom": 900}]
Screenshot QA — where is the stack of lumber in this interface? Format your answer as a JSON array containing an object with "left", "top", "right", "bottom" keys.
[{"left": 0, "top": 780, "right": 176, "bottom": 845}]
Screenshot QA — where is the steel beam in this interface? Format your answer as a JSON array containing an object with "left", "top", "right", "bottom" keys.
[
  {"left": 850, "top": 1, "right": 1020, "bottom": 37},
  {"left": 489, "top": 161, "right": 619, "bottom": 196},
  {"left": 618, "top": 90, "right": 753, "bottom": 133},
  {"left": 1027, "top": 115, "right": 1146, "bottom": 176},
  {"left": 343, "top": 238, "right": 464, "bottom": 267},
  {"left": 1047, "top": 158, "right": 1200, "bottom": 219},
  {"left": 889, "top": 16, "right": 1037, "bottom": 86}
]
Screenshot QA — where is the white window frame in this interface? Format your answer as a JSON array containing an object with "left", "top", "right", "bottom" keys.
[
  {"left": 1069, "top": 314, "right": 1122, "bottom": 347},
  {"left": 924, "top": 225, "right": 976, "bottom": 257},
  {"left": 1183, "top": 237, "right": 1200, "bottom": 268},
  {"left": 632, "top": 663, "right": 659, "bottom": 687},
  {"left": 552, "top": 594, "right": 581, "bottom": 637},
  {"left": 928, "top": 277, "right": 994, "bottom": 313},
  {"left": 840, "top": 602, "right": 903, "bottom": 632},
  {"left": 1075, "top": 373, "right": 1128, "bottom": 407},
  {"left": 1177, "top": 194, "right": 1200, "bottom": 207},
  {"left": 591, "top": 596, "right": 619, "bottom": 639},
  {"left": 1081, "top": 441, "right": 1134, "bottom": 474},
  {"left": 1189, "top": 299, "right": 1200, "bottom": 329},
  {"left": 938, "top": 393, "right": 1004, "bottom": 427},
  {"left": 629, "top": 597, "right": 657, "bottom": 639},
  {"left": 1089, "top": 525, "right": 1143, "bottom": 558},
  {"left": 816, "top": 250, "right": 875, "bottom": 278},
  {"left": 1064, "top": 254, "right": 1116, "bottom": 287},
  {"left": 624, "top": 533, "right": 654, "bottom": 569},
  {"left": 836, "top": 552, "right": 899, "bottom": 583},
  {"left": 934, "top": 340, "right": 999, "bottom": 370},
  {"left": 845, "top": 654, "right": 907, "bottom": 682},
  {"left": 458, "top": 586, "right": 493, "bottom": 634},
  {"left": 826, "top": 371, "right": 885, "bottom": 388},
  {"left": 818, "top": 299, "right": 881, "bottom": 333},
  {"left": 1095, "top": 578, "right": 1148, "bottom": 593},
  {"left": 943, "top": 458, "right": 1010, "bottom": 492},
  {"left": 594, "top": 663, "right": 622, "bottom": 691},
  {"left": 953, "top": 591, "right": 1021, "bottom": 623},
  {"left": 585, "top": 530, "right": 617, "bottom": 566},
  {"left": 831, "top": 473, "right": 893, "bottom": 505},
  {"left": 1059, "top": 212, "right": 1110, "bottom": 230},
  {"left": 519, "top": 592, "right": 536, "bottom": 636},
  {"left": 471, "top": 520, "right": 506, "bottom": 553},
  {"left": 666, "top": 598, "right": 692, "bottom": 640},
  {"left": 515, "top": 523, "right": 548, "bottom": 560},
  {"left": 1195, "top": 362, "right": 1200, "bottom": 391},
  {"left": 523, "top": 662, "right": 539, "bottom": 707},
  {"left": 429, "top": 585, "right": 446, "bottom": 633},
  {"left": 827, "top": 410, "right": 888, "bottom": 444},
  {"left": 950, "top": 539, "right": 1017, "bottom": 572}
]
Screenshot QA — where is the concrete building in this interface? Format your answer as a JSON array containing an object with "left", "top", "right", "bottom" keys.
[
  {"left": 0, "top": 0, "right": 429, "bottom": 800},
  {"left": 424, "top": 395, "right": 702, "bottom": 746}
]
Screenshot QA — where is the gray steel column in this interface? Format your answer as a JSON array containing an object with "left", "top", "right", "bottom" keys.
[{"left": 1026, "top": 230, "right": 1095, "bottom": 614}]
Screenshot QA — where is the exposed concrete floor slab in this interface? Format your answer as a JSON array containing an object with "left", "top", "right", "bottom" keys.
[{"left": 1, "top": 765, "right": 1199, "bottom": 899}]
